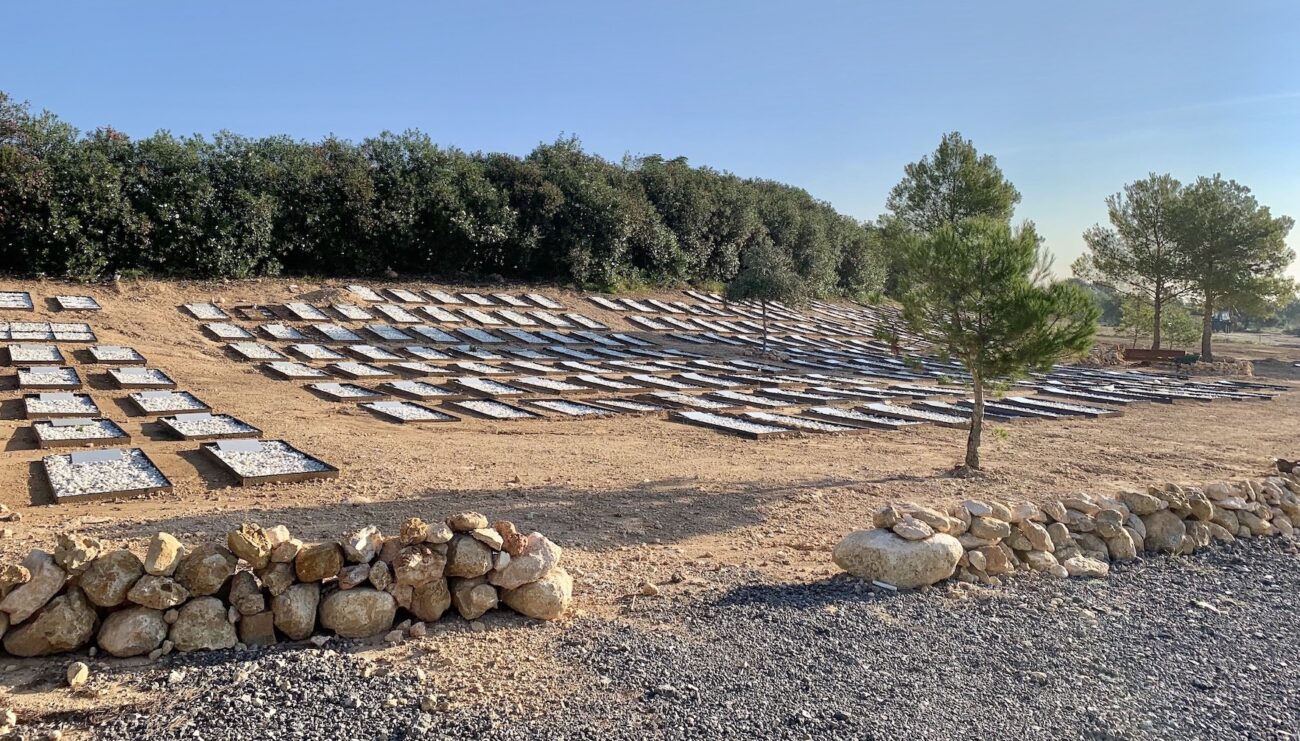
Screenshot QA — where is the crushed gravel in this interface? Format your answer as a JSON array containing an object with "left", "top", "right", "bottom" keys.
[{"left": 29, "top": 538, "right": 1300, "bottom": 740}]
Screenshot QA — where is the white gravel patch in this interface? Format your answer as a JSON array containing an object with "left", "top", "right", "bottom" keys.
[
  {"left": 185, "top": 303, "right": 229, "bottom": 320},
  {"left": 266, "top": 361, "right": 328, "bottom": 378},
  {"left": 632, "top": 375, "right": 699, "bottom": 390},
  {"left": 456, "top": 328, "right": 502, "bottom": 344},
  {"left": 50, "top": 322, "right": 95, "bottom": 342},
  {"left": 742, "top": 412, "right": 859, "bottom": 433},
  {"left": 678, "top": 372, "right": 741, "bottom": 387},
  {"left": 565, "top": 312, "right": 606, "bottom": 329},
  {"left": 455, "top": 377, "right": 524, "bottom": 396},
  {"left": 451, "top": 399, "right": 537, "bottom": 419},
  {"left": 18, "top": 367, "right": 80, "bottom": 387},
  {"left": 309, "top": 382, "right": 380, "bottom": 399},
  {"left": 806, "top": 406, "right": 920, "bottom": 428},
  {"left": 492, "top": 293, "right": 530, "bottom": 307},
  {"left": 162, "top": 413, "right": 258, "bottom": 437},
  {"left": 496, "top": 309, "right": 537, "bottom": 326},
  {"left": 648, "top": 391, "right": 731, "bottom": 410},
  {"left": 55, "top": 295, "right": 101, "bottom": 311},
  {"left": 410, "top": 325, "right": 459, "bottom": 342},
  {"left": 709, "top": 390, "right": 790, "bottom": 408},
  {"left": 676, "top": 410, "right": 792, "bottom": 435},
  {"left": 374, "top": 304, "right": 421, "bottom": 323},
  {"left": 361, "top": 400, "right": 455, "bottom": 422},
  {"left": 403, "top": 345, "right": 452, "bottom": 361},
  {"left": 530, "top": 399, "right": 608, "bottom": 416},
  {"left": 332, "top": 303, "right": 373, "bottom": 320},
  {"left": 516, "top": 375, "right": 588, "bottom": 392},
  {"left": 350, "top": 345, "right": 402, "bottom": 361},
  {"left": 420, "top": 306, "right": 462, "bottom": 323},
  {"left": 229, "top": 342, "right": 286, "bottom": 360},
  {"left": 574, "top": 375, "right": 642, "bottom": 390},
  {"left": 312, "top": 324, "right": 363, "bottom": 342},
  {"left": 0, "top": 291, "right": 34, "bottom": 310},
  {"left": 452, "top": 361, "right": 506, "bottom": 375},
  {"left": 347, "top": 285, "right": 384, "bottom": 302},
  {"left": 525, "top": 292, "right": 564, "bottom": 309},
  {"left": 260, "top": 323, "right": 305, "bottom": 340},
  {"left": 331, "top": 362, "right": 391, "bottom": 377},
  {"left": 501, "top": 328, "right": 546, "bottom": 344},
  {"left": 8, "top": 344, "right": 62, "bottom": 363},
  {"left": 284, "top": 302, "right": 329, "bottom": 320},
  {"left": 10, "top": 322, "right": 54, "bottom": 340},
  {"left": 425, "top": 290, "right": 463, "bottom": 304},
  {"left": 33, "top": 418, "right": 126, "bottom": 442},
  {"left": 204, "top": 322, "right": 252, "bottom": 339},
  {"left": 129, "top": 391, "right": 207, "bottom": 413},
  {"left": 864, "top": 401, "right": 968, "bottom": 425},
  {"left": 207, "top": 440, "right": 331, "bottom": 477},
  {"left": 108, "top": 367, "right": 174, "bottom": 386},
  {"left": 26, "top": 393, "right": 98, "bottom": 416},
  {"left": 530, "top": 310, "right": 572, "bottom": 328},
  {"left": 385, "top": 288, "right": 424, "bottom": 303},
  {"left": 89, "top": 345, "right": 145, "bottom": 363},
  {"left": 288, "top": 343, "right": 344, "bottom": 360},
  {"left": 364, "top": 324, "right": 412, "bottom": 341},
  {"left": 44, "top": 448, "right": 169, "bottom": 498},
  {"left": 391, "top": 362, "right": 441, "bottom": 376},
  {"left": 385, "top": 380, "right": 453, "bottom": 398}
]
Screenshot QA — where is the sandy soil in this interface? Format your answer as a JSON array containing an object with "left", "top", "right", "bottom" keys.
[{"left": 2, "top": 276, "right": 1298, "bottom": 732}]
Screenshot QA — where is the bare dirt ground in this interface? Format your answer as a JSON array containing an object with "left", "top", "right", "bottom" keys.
[{"left": 2, "top": 277, "right": 1299, "bottom": 736}]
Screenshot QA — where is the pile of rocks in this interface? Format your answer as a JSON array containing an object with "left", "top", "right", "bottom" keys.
[
  {"left": 834, "top": 472, "right": 1300, "bottom": 588},
  {"left": 0, "top": 512, "right": 571, "bottom": 659}
]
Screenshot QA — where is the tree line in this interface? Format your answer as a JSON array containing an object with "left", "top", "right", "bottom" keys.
[{"left": 0, "top": 91, "right": 884, "bottom": 296}]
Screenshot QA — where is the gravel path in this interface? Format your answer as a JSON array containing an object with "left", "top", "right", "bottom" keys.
[{"left": 53, "top": 537, "right": 1300, "bottom": 739}]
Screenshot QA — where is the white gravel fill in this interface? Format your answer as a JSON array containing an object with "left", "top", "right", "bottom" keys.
[
  {"left": 164, "top": 414, "right": 258, "bottom": 437},
  {"left": 208, "top": 440, "right": 330, "bottom": 477},
  {"left": 109, "top": 367, "right": 173, "bottom": 386},
  {"left": 362, "top": 401, "right": 454, "bottom": 421},
  {"left": 204, "top": 323, "right": 252, "bottom": 339},
  {"left": 531, "top": 399, "right": 606, "bottom": 416},
  {"left": 56, "top": 295, "right": 101, "bottom": 310},
  {"left": 332, "top": 362, "right": 390, "bottom": 377},
  {"left": 185, "top": 303, "right": 228, "bottom": 319},
  {"left": 89, "top": 345, "right": 144, "bottom": 362},
  {"left": 289, "top": 344, "right": 344, "bottom": 360},
  {"left": 34, "top": 419, "right": 126, "bottom": 441},
  {"left": 9, "top": 344, "right": 62, "bottom": 363},
  {"left": 18, "top": 367, "right": 80, "bottom": 386},
  {"left": 517, "top": 376, "right": 587, "bottom": 392},
  {"left": 456, "top": 377, "right": 523, "bottom": 395},
  {"left": 230, "top": 342, "right": 285, "bottom": 360},
  {"left": 677, "top": 411, "right": 791, "bottom": 435},
  {"left": 27, "top": 394, "right": 98, "bottom": 416},
  {"left": 309, "top": 383, "right": 379, "bottom": 399},
  {"left": 386, "top": 380, "right": 453, "bottom": 397},
  {"left": 129, "top": 391, "right": 206, "bottom": 413},
  {"left": 267, "top": 361, "right": 327, "bottom": 378},
  {"left": 45, "top": 448, "right": 169, "bottom": 498},
  {"left": 452, "top": 399, "right": 536, "bottom": 419}
]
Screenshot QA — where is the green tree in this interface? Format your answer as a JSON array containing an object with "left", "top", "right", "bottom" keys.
[
  {"left": 1171, "top": 175, "right": 1294, "bottom": 360},
  {"left": 1116, "top": 294, "right": 1199, "bottom": 348},
  {"left": 725, "top": 236, "right": 806, "bottom": 351},
  {"left": 1074, "top": 174, "right": 1189, "bottom": 349},
  {"left": 898, "top": 217, "right": 1097, "bottom": 470},
  {"left": 885, "top": 131, "right": 1021, "bottom": 234}
]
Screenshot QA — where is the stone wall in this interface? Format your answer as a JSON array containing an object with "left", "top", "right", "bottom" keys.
[
  {"left": 0, "top": 513, "right": 571, "bottom": 658},
  {"left": 833, "top": 472, "right": 1300, "bottom": 588}
]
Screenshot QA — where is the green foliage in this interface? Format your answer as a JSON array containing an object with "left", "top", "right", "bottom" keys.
[
  {"left": 898, "top": 217, "right": 1098, "bottom": 468},
  {"left": 725, "top": 236, "right": 807, "bottom": 350},
  {"left": 0, "top": 93, "right": 885, "bottom": 293},
  {"left": 1116, "top": 294, "right": 1199, "bottom": 347}
]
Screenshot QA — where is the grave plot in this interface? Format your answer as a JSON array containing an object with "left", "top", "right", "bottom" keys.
[
  {"left": 571, "top": 331, "right": 620, "bottom": 346},
  {"left": 452, "top": 360, "right": 509, "bottom": 375},
  {"left": 264, "top": 361, "right": 329, "bottom": 379},
  {"left": 384, "top": 288, "right": 425, "bottom": 304},
  {"left": 364, "top": 324, "right": 413, "bottom": 342},
  {"left": 451, "top": 346, "right": 506, "bottom": 361},
  {"left": 107, "top": 367, "right": 177, "bottom": 390},
  {"left": 6, "top": 340, "right": 64, "bottom": 364},
  {"left": 233, "top": 305, "right": 277, "bottom": 321},
  {"left": 43, "top": 448, "right": 173, "bottom": 502},
  {"left": 999, "top": 395, "right": 1122, "bottom": 418},
  {"left": 410, "top": 325, "right": 460, "bottom": 343},
  {"left": 500, "top": 328, "right": 547, "bottom": 344},
  {"left": 496, "top": 309, "right": 538, "bottom": 327},
  {"left": 643, "top": 391, "right": 735, "bottom": 410},
  {"left": 32, "top": 418, "right": 131, "bottom": 449},
  {"left": 611, "top": 333, "right": 655, "bottom": 347},
  {"left": 184, "top": 302, "right": 230, "bottom": 320},
  {"left": 675, "top": 371, "right": 742, "bottom": 388},
  {"left": 911, "top": 400, "right": 1017, "bottom": 424},
  {"left": 511, "top": 376, "right": 592, "bottom": 394},
  {"left": 491, "top": 293, "right": 530, "bottom": 307},
  {"left": 54, "top": 295, "right": 102, "bottom": 311},
  {"left": 17, "top": 366, "right": 82, "bottom": 390},
  {"left": 159, "top": 412, "right": 262, "bottom": 440},
  {"left": 529, "top": 311, "right": 573, "bottom": 328},
  {"left": 348, "top": 345, "right": 404, "bottom": 362},
  {"left": 420, "top": 306, "right": 463, "bottom": 323},
  {"left": 360, "top": 400, "right": 459, "bottom": 424},
  {"left": 526, "top": 398, "right": 616, "bottom": 418},
  {"left": 669, "top": 410, "right": 797, "bottom": 440},
  {"left": 311, "top": 324, "right": 364, "bottom": 343},
  {"left": 200, "top": 439, "right": 338, "bottom": 486},
  {"left": 24, "top": 392, "right": 100, "bottom": 419},
  {"left": 946, "top": 399, "right": 1060, "bottom": 420},
  {"left": 620, "top": 298, "right": 656, "bottom": 313},
  {"left": 287, "top": 343, "right": 346, "bottom": 361},
  {"left": 282, "top": 302, "right": 330, "bottom": 321},
  {"left": 629, "top": 316, "right": 671, "bottom": 331},
  {"left": 504, "top": 360, "right": 559, "bottom": 375},
  {"left": 631, "top": 375, "right": 702, "bottom": 391},
  {"left": 587, "top": 398, "right": 666, "bottom": 416},
  {"left": 380, "top": 379, "right": 461, "bottom": 401},
  {"left": 50, "top": 322, "right": 97, "bottom": 343},
  {"left": 645, "top": 299, "right": 683, "bottom": 314},
  {"left": 801, "top": 406, "right": 922, "bottom": 430},
  {"left": 512, "top": 348, "right": 560, "bottom": 361},
  {"left": 572, "top": 375, "right": 645, "bottom": 392},
  {"left": 391, "top": 361, "right": 444, "bottom": 377},
  {"left": 127, "top": 390, "right": 211, "bottom": 416},
  {"left": 565, "top": 313, "right": 607, "bottom": 330},
  {"left": 0, "top": 291, "right": 35, "bottom": 311},
  {"left": 87, "top": 345, "right": 147, "bottom": 364},
  {"left": 587, "top": 296, "right": 625, "bottom": 311},
  {"left": 451, "top": 377, "right": 527, "bottom": 397},
  {"left": 332, "top": 303, "right": 373, "bottom": 321},
  {"left": 447, "top": 398, "right": 540, "bottom": 420},
  {"left": 740, "top": 411, "right": 866, "bottom": 435},
  {"left": 524, "top": 293, "right": 564, "bottom": 310},
  {"left": 228, "top": 342, "right": 287, "bottom": 361},
  {"left": 753, "top": 387, "right": 847, "bottom": 404},
  {"left": 1035, "top": 385, "right": 1138, "bottom": 406},
  {"left": 459, "top": 308, "right": 505, "bottom": 326},
  {"left": 259, "top": 323, "right": 306, "bottom": 341},
  {"left": 328, "top": 362, "right": 397, "bottom": 380},
  {"left": 204, "top": 322, "right": 254, "bottom": 340},
  {"left": 706, "top": 390, "right": 795, "bottom": 409},
  {"left": 374, "top": 304, "right": 421, "bottom": 323},
  {"left": 541, "top": 332, "right": 582, "bottom": 347},
  {"left": 460, "top": 292, "right": 495, "bottom": 306},
  {"left": 8, "top": 322, "right": 54, "bottom": 341},
  {"left": 348, "top": 285, "right": 385, "bottom": 302},
  {"left": 862, "top": 402, "right": 970, "bottom": 429},
  {"left": 307, "top": 382, "right": 388, "bottom": 401},
  {"left": 403, "top": 345, "right": 453, "bottom": 361},
  {"left": 424, "top": 289, "right": 464, "bottom": 304}
]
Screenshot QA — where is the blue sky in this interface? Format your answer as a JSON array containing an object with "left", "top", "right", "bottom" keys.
[{"left": 5, "top": 1, "right": 1299, "bottom": 277}]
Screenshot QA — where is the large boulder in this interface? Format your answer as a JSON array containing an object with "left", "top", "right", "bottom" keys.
[
  {"left": 408, "top": 579, "right": 451, "bottom": 622},
  {"left": 127, "top": 575, "right": 190, "bottom": 610},
  {"left": 2, "top": 587, "right": 96, "bottom": 657},
  {"left": 228, "top": 524, "right": 272, "bottom": 570},
  {"left": 1141, "top": 510, "right": 1187, "bottom": 553},
  {"left": 319, "top": 588, "right": 396, "bottom": 638},
  {"left": 295, "top": 543, "right": 343, "bottom": 583},
  {"left": 239, "top": 611, "right": 277, "bottom": 646},
  {"left": 169, "top": 597, "right": 237, "bottom": 652},
  {"left": 174, "top": 544, "right": 236, "bottom": 596},
  {"left": 489, "top": 533, "right": 561, "bottom": 590},
  {"left": 451, "top": 577, "right": 498, "bottom": 620},
  {"left": 832, "top": 529, "right": 962, "bottom": 589},
  {"left": 79, "top": 550, "right": 144, "bottom": 607},
  {"left": 501, "top": 567, "right": 572, "bottom": 621},
  {"left": 0, "top": 551, "right": 67, "bottom": 624},
  {"left": 272, "top": 582, "right": 320, "bottom": 640},
  {"left": 445, "top": 535, "right": 492, "bottom": 578},
  {"left": 144, "top": 532, "right": 184, "bottom": 576},
  {"left": 393, "top": 545, "right": 446, "bottom": 587},
  {"left": 256, "top": 562, "right": 296, "bottom": 597},
  {"left": 97, "top": 607, "right": 167, "bottom": 658}
]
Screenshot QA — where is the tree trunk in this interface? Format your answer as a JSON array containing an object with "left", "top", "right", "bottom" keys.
[
  {"left": 761, "top": 301, "right": 768, "bottom": 353},
  {"left": 1201, "top": 300, "right": 1214, "bottom": 361},
  {"left": 965, "top": 371, "right": 983, "bottom": 470},
  {"left": 1151, "top": 296, "right": 1162, "bottom": 350}
]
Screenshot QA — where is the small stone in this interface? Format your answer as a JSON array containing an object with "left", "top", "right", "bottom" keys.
[
  {"left": 424, "top": 522, "right": 454, "bottom": 545},
  {"left": 1063, "top": 556, "right": 1109, "bottom": 578},
  {"left": 66, "top": 661, "right": 89, "bottom": 688},
  {"left": 227, "top": 524, "right": 272, "bottom": 570},
  {"left": 640, "top": 582, "right": 659, "bottom": 597},
  {"left": 470, "top": 528, "right": 504, "bottom": 551},
  {"left": 446, "top": 512, "right": 489, "bottom": 532},
  {"left": 342, "top": 526, "right": 383, "bottom": 563},
  {"left": 399, "top": 518, "right": 430, "bottom": 546},
  {"left": 890, "top": 517, "right": 934, "bottom": 541}
]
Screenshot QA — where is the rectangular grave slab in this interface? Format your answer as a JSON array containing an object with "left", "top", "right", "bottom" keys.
[
  {"left": 512, "top": 376, "right": 591, "bottom": 394},
  {"left": 184, "top": 303, "right": 229, "bottom": 320},
  {"left": 862, "top": 402, "right": 969, "bottom": 429},
  {"left": 158, "top": 412, "right": 262, "bottom": 440},
  {"left": 32, "top": 418, "right": 131, "bottom": 449},
  {"left": 87, "top": 345, "right": 147, "bottom": 365},
  {"left": 564, "top": 313, "right": 607, "bottom": 330},
  {"left": 380, "top": 288, "right": 423, "bottom": 304},
  {"left": 10, "top": 321, "right": 54, "bottom": 341},
  {"left": 18, "top": 366, "right": 82, "bottom": 390},
  {"left": 643, "top": 391, "right": 734, "bottom": 410},
  {"left": 348, "top": 345, "right": 403, "bottom": 362},
  {"left": 390, "top": 361, "right": 443, "bottom": 377},
  {"left": 669, "top": 411, "right": 797, "bottom": 440},
  {"left": 447, "top": 398, "right": 539, "bottom": 420},
  {"left": 459, "top": 308, "right": 505, "bottom": 326},
  {"left": 259, "top": 323, "right": 306, "bottom": 341},
  {"left": 0, "top": 292, "right": 35, "bottom": 311},
  {"left": 264, "top": 361, "right": 329, "bottom": 379},
  {"left": 332, "top": 304, "right": 374, "bottom": 321},
  {"left": 200, "top": 440, "right": 339, "bottom": 486},
  {"left": 364, "top": 324, "right": 413, "bottom": 342},
  {"left": 524, "top": 293, "right": 565, "bottom": 310},
  {"left": 287, "top": 343, "right": 346, "bottom": 361},
  {"left": 380, "top": 380, "right": 462, "bottom": 401},
  {"left": 529, "top": 311, "right": 572, "bottom": 328},
  {"left": 586, "top": 398, "right": 666, "bottom": 416},
  {"left": 108, "top": 367, "right": 176, "bottom": 390},
  {"left": 348, "top": 285, "right": 385, "bottom": 303},
  {"left": 361, "top": 400, "right": 459, "bottom": 424},
  {"left": 127, "top": 390, "right": 211, "bottom": 416},
  {"left": 425, "top": 290, "right": 464, "bottom": 305},
  {"left": 741, "top": 411, "right": 866, "bottom": 435},
  {"left": 526, "top": 398, "right": 615, "bottom": 418},
  {"left": 587, "top": 296, "right": 625, "bottom": 311},
  {"left": 8, "top": 343, "right": 65, "bottom": 366},
  {"left": 491, "top": 293, "right": 530, "bottom": 308},
  {"left": 460, "top": 292, "right": 495, "bottom": 306},
  {"left": 801, "top": 406, "right": 921, "bottom": 430},
  {"left": 1000, "top": 395, "right": 1122, "bottom": 418},
  {"left": 204, "top": 323, "right": 254, "bottom": 340},
  {"left": 572, "top": 375, "right": 644, "bottom": 391},
  {"left": 308, "top": 382, "right": 388, "bottom": 401},
  {"left": 403, "top": 346, "right": 453, "bottom": 361},
  {"left": 311, "top": 324, "right": 363, "bottom": 343},
  {"left": 282, "top": 303, "right": 330, "bottom": 321},
  {"left": 410, "top": 326, "right": 460, "bottom": 344},
  {"left": 55, "top": 295, "right": 102, "bottom": 311},
  {"left": 24, "top": 392, "right": 100, "bottom": 419},
  {"left": 495, "top": 309, "right": 538, "bottom": 327},
  {"left": 451, "top": 377, "right": 526, "bottom": 397},
  {"left": 420, "top": 306, "right": 464, "bottom": 323},
  {"left": 374, "top": 304, "right": 421, "bottom": 323},
  {"left": 328, "top": 362, "right": 397, "bottom": 380},
  {"left": 228, "top": 342, "right": 287, "bottom": 361},
  {"left": 911, "top": 400, "right": 1015, "bottom": 424},
  {"left": 452, "top": 360, "right": 508, "bottom": 374},
  {"left": 44, "top": 448, "right": 173, "bottom": 501},
  {"left": 500, "top": 328, "right": 546, "bottom": 344}
]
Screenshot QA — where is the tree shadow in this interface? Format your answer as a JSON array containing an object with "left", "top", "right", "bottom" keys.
[
  {"left": 5, "top": 425, "right": 38, "bottom": 452},
  {"left": 0, "top": 398, "right": 28, "bottom": 421}
]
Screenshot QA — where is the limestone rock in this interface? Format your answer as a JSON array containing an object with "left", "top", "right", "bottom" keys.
[
  {"left": 239, "top": 611, "right": 277, "bottom": 646},
  {"left": 257, "top": 562, "right": 295, "bottom": 597},
  {"left": 295, "top": 542, "right": 343, "bottom": 583},
  {"left": 0, "top": 562, "right": 30, "bottom": 594},
  {"left": 2, "top": 587, "right": 96, "bottom": 657},
  {"left": 1105, "top": 529, "right": 1137, "bottom": 561},
  {"left": 976, "top": 545, "right": 1013, "bottom": 576},
  {"left": 368, "top": 561, "right": 393, "bottom": 591},
  {"left": 144, "top": 532, "right": 184, "bottom": 576},
  {"left": 67, "top": 660, "right": 89, "bottom": 688},
  {"left": 271, "top": 538, "right": 302, "bottom": 563},
  {"left": 80, "top": 550, "right": 144, "bottom": 607},
  {"left": 446, "top": 535, "right": 492, "bottom": 578},
  {"left": 169, "top": 597, "right": 237, "bottom": 652},
  {"left": 1141, "top": 510, "right": 1187, "bottom": 553},
  {"left": 1063, "top": 556, "right": 1109, "bottom": 578},
  {"left": 408, "top": 579, "right": 452, "bottom": 622},
  {"left": 264, "top": 525, "right": 293, "bottom": 550},
  {"left": 229, "top": 571, "right": 265, "bottom": 615},
  {"left": 1017, "top": 520, "right": 1053, "bottom": 552},
  {"left": 1042, "top": 501, "right": 1069, "bottom": 523},
  {"left": 872, "top": 504, "right": 901, "bottom": 529},
  {"left": 831, "top": 529, "right": 962, "bottom": 589},
  {"left": 1094, "top": 509, "right": 1125, "bottom": 539},
  {"left": 127, "top": 574, "right": 190, "bottom": 610},
  {"left": 891, "top": 517, "right": 934, "bottom": 541},
  {"left": 494, "top": 521, "right": 527, "bottom": 555},
  {"left": 490, "top": 533, "right": 562, "bottom": 590},
  {"left": 969, "top": 516, "right": 1010, "bottom": 540},
  {"left": 424, "top": 522, "right": 454, "bottom": 545},
  {"left": 227, "top": 524, "right": 272, "bottom": 570},
  {"left": 97, "top": 607, "right": 167, "bottom": 658},
  {"left": 1047, "top": 522, "right": 1073, "bottom": 549},
  {"left": 338, "top": 563, "right": 369, "bottom": 590},
  {"left": 471, "top": 528, "right": 505, "bottom": 551},
  {"left": 960, "top": 500, "right": 993, "bottom": 518},
  {"left": 272, "top": 583, "right": 320, "bottom": 640},
  {"left": 342, "top": 526, "right": 383, "bottom": 563},
  {"left": 501, "top": 566, "right": 573, "bottom": 620},
  {"left": 319, "top": 588, "right": 397, "bottom": 638},
  {"left": 446, "top": 512, "right": 489, "bottom": 532},
  {"left": 54, "top": 534, "right": 101, "bottom": 575},
  {"left": 0, "top": 551, "right": 67, "bottom": 624},
  {"left": 399, "top": 518, "right": 429, "bottom": 546},
  {"left": 1023, "top": 550, "right": 1059, "bottom": 572},
  {"left": 451, "top": 577, "right": 498, "bottom": 620},
  {"left": 393, "top": 545, "right": 447, "bottom": 587},
  {"left": 1010, "top": 501, "right": 1042, "bottom": 523},
  {"left": 174, "top": 544, "right": 236, "bottom": 597}
]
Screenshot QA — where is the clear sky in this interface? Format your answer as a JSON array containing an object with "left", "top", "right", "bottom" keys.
[{"left": 4, "top": 1, "right": 1299, "bottom": 277}]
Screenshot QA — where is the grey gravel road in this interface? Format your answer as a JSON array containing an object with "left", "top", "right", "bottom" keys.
[{"left": 68, "top": 537, "right": 1300, "bottom": 740}]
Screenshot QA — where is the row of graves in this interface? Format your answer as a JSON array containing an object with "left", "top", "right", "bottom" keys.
[
  {"left": 180, "top": 285, "right": 1285, "bottom": 441},
  {"left": 1, "top": 291, "right": 337, "bottom": 505}
]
